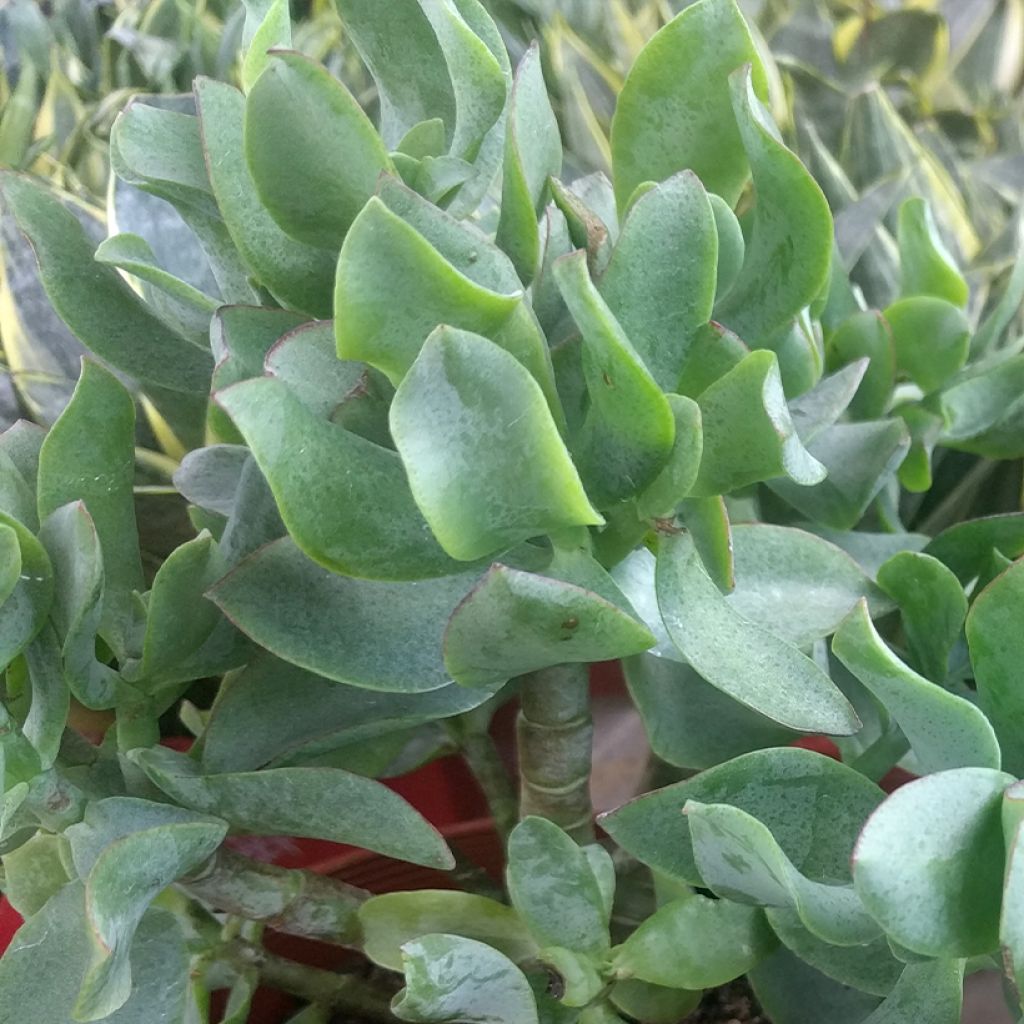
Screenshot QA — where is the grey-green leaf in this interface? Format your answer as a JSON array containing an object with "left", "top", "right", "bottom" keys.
[
  {"left": 131, "top": 746, "right": 453, "bottom": 870},
  {"left": 656, "top": 533, "right": 859, "bottom": 734}
]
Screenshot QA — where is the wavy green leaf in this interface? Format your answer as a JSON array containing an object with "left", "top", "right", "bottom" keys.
[
  {"left": 218, "top": 375, "right": 466, "bottom": 580},
  {"left": 610, "top": 0, "right": 766, "bottom": 208},
  {"left": 37, "top": 361, "right": 142, "bottom": 657},
  {"left": 612, "top": 892, "right": 774, "bottom": 989},
  {"left": 852, "top": 768, "right": 1013, "bottom": 958},
  {"left": 966, "top": 557, "right": 1024, "bottom": 775},
  {"left": 131, "top": 746, "right": 453, "bottom": 869},
  {"left": 194, "top": 77, "right": 335, "bottom": 317},
  {"left": 601, "top": 747, "right": 883, "bottom": 887},
  {"left": 684, "top": 801, "right": 880, "bottom": 946},
  {"left": 361, "top": 891, "right": 538, "bottom": 971},
  {"left": 390, "top": 328, "right": 601, "bottom": 561},
  {"left": 210, "top": 538, "right": 479, "bottom": 692},
  {"left": 395, "top": 935, "right": 538, "bottom": 1024},
  {"left": 554, "top": 250, "right": 675, "bottom": 505},
  {"left": 496, "top": 43, "right": 561, "bottom": 283},
  {"left": 598, "top": 171, "right": 717, "bottom": 392},
  {"left": 245, "top": 50, "right": 394, "bottom": 250},
  {"left": 691, "top": 350, "right": 826, "bottom": 497},
  {"left": 0, "top": 173, "right": 212, "bottom": 393},
  {"left": 715, "top": 68, "right": 833, "bottom": 346},
  {"left": 507, "top": 817, "right": 610, "bottom": 959},
  {"left": 656, "top": 532, "right": 859, "bottom": 733}
]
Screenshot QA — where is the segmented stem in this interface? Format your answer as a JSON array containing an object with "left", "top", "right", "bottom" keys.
[{"left": 517, "top": 663, "right": 594, "bottom": 843}]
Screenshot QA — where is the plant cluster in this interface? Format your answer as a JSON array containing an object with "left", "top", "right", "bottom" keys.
[{"left": 0, "top": 0, "right": 1022, "bottom": 1023}]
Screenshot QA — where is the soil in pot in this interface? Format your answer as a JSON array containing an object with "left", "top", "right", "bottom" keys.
[{"left": 687, "top": 979, "right": 769, "bottom": 1023}]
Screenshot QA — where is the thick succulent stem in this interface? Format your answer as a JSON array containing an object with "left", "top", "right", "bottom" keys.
[
  {"left": 180, "top": 848, "right": 367, "bottom": 947},
  {"left": 459, "top": 726, "right": 518, "bottom": 842},
  {"left": 517, "top": 663, "right": 594, "bottom": 843},
  {"left": 220, "top": 939, "right": 394, "bottom": 1021}
]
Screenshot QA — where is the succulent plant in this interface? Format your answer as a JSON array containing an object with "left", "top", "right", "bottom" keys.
[{"left": 0, "top": 0, "right": 1022, "bottom": 1022}]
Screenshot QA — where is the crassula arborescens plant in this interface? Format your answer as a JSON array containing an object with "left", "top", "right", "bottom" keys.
[{"left": 0, "top": 0, "right": 1024, "bottom": 1021}]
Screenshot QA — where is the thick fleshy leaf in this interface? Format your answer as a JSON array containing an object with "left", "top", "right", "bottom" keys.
[
  {"left": 395, "top": 935, "right": 538, "bottom": 1024},
  {"left": 926, "top": 514, "right": 1024, "bottom": 583},
  {"left": 711, "top": 193, "right": 745, "bottom": 300},
  {"left": 210, "top": 537, "right": 478, "bottom": 692},
  {"left": 340, "top": 0, "right": 505, "bottom": 161},
  {"left": 496, "top": 43, "right": 561, "bottom": 283},
  {"left": 600, "top": 747, "right": 884, "bottom": 887},
  {"left": 194, "top": 77, "right": 335, "bottom": 317},
  {"left": 203, "top": 653, "right": 499, "bottom": 772},
  {"left": 616, "top": 525, "right": 889, "bottom": 657},
  {"left": 0, "top": 174, "right": 212, "bottom": 393},
  {"left": 335, "top": 198, "right": 522, "bottom": 383},
  {"left": 852, "top": 768, "right": 1014, "bottom": 958},
  {"left": 625, "top": 654, "right": 799, "bottom": 770},
  {"left": 897, "top": 199, "right": 968, "bottom": 307},
  {"left": 444, "top": 562, "right": 653, "bottom": 687},
  {"left": 390, "top": 328, "right": 601, "bottom": 561},
  {"left": 131, "top": 746, "right": 453, "bottom": 869},
  {"left": 750, "top": 947, "right": 882, "bottom": 1024},
  {"left": 506, "top": 817, "right": 609, "bottom": 958},
  {"left": 656, "top": 533, "right": 859, "bottom": 734},
  {"left": 684, "top": 801, "right": 880, "bottom": 946},
  {"left": 132, "top": 532, "right": 224, "bottom": 682},
  {"left": 65, "top": 798, "right": 226, "bottom": 1019},
  {"left": 765, "top": 910, "right": 902, "bottom": 997},
  {"left": 372, "top": 177, "right": 558, "bottom": 410},
  {"left": 173, "top": 445, "right": 250, "bottom": 517},
  {"left": 244, "top": 50, "right": 394, "bottom": 250},
  {"left": 598, "top": 172, "right": 717, "bottom": 392},
  {"left": 334, "top": 0, "right": 454, "bottom": 148},
  {"left": 859, "top": 961, "right": 964, "bottom": 1024},
  {"left": 1003, "top": 786, "right": 1024, "bottom": 1002},
  {"left": 1, "top": 831, "right": 70, "bottom": 917},
  {"left": 554, "top": 251, "right": 675, "bottom": 505},
  {"left": 0, "top": 525, "right": 19, "bottom": 606},
  {"left": 715, "top": 68, "right": 833, "bottom": 346},
  {"left": 826, "top": 312, "right": 895, "bottom": 421},
  {"left": 884, "top": 297, "right": 969, "bottom": 395},
  {"left": 876, "top": 552, "right": 967, "bottom": 682},
  {"left": 788, "top": 361, "right": 869, "bottom": 444},
  {"left": 37, "top": 502, "right": 120, "bottom": 710},
  {"left": 691, "top": 350, "right": 826, "bottom": 496},
  {"left": 22, "top": 627, "right": 69, "bottom": 769},
  {"left": 680, "top": 496, "right": 734, "bottom": 593},
  {"left": 833, "top": 601, "right": 999, "bottom": 773},
  {"left": 608, "top": 980, "right": 701, "bottom": 1023},
  {"left": 725, "top": 524, "right": 890, "bottom": 646},
  {"left": 218, "top": 376, "right": 466, "bottom": 580},
  {"left": 361, "top": 892, "right": 537, "bottom": 971},
  {"left": 940, "top": 353, "right": 1024, "bottom": 455},
  {"left": 768, "top": 420, "right": 910, "bottom": 530},
  {"left": 0, "top": 884, "right": 192, "bottom": 1024},
  {"left": 265, "top": 322, "right": 373, "bottom": 420},
  {"left": 93, "top": 232, "right": 218, "bottom": 342},
  {"left": 240, "top": 0, "right": 292, "bottom": 92},
  {"left": 612, "top": 893, "right": 774, "bottom": 989},
  {"left": 966, "top": 558, "right": 1024, "bottom": 776},
  {"left": 635, "top": 396, "right": 703, "bottom": 519},
  {"left": 37, "top": 362, "right": 143, "bottom": 656},
  {"left": 610, "top": 0, "right": 766, "bottom": 209},
  {"left": 0, "top": 514, "right": 52, "bottom": 670},
  {"left": 109, "top": 100, "right": 258, "bottom": 308}
]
